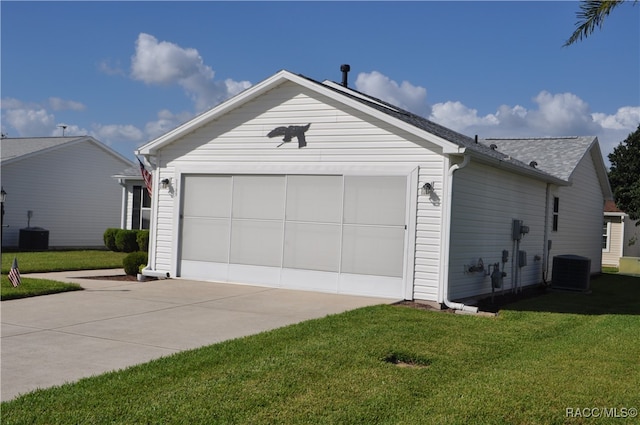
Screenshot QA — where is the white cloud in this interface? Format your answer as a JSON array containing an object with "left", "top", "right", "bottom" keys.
[
  {"left": 130, "top": 33, "right": 251, "bottom": 112},
  {"left": 92, "top": 123, "right": 144, "bottom": 143},
  {"left": 2, "top": 107, "right": 55, "bottom": 137},
  {"left": 429, "top": 101, "right": 498, "bottom": 129},
  {"left": 48, "top": 97, "right": 86, "bottom": 112},
  {"left": 144, "top": 109, "right": 193, "bottom": 140},
  {"left": 592, "top": 106, "right": 640, "bottom": 130},
  {"left": 1, "top": 98, "right": 29, "bottom": 110},
  {"left": 350, "top": 71, "right": 638, "bottom": 166},
  {"left": 98, "top": 59, "right": 126, "bottom": 77},
  {"left": 54, "top": 123, "right": 89, "bottom": 137},
  {"left": 528, "top": 91, "right": 600, "bottom": 135},
  {"left": 354, "top": 71, "right": 430, "bottom": 117}
]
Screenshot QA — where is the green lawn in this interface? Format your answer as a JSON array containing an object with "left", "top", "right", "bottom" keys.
[
  {"left": 1, "top": 250, "right": 127, "bottom": 300},
  {"left": 1, "top": 250, "right": 127, "bottom": 274},
  {"left": 2, "top": 273, "right": 638, "bottom": 424}
]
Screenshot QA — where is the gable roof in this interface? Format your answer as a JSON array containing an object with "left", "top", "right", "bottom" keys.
[
  {"left": 1, "top": 136, "right": 134, "bottom": 167},
  {"left": 479, "top": 136, "right": 612, "bottom": 199},
  {"left": 136, "top": 69, "right": 593, "bottom": 186},
  {"left": 112, "top": 165, "right": 144, "bottom": 180}
]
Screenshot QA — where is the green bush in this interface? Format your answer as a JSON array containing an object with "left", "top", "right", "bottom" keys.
[
  {"left": 136, "top": 230, "right": 149, "bottom": 252},
  {"left": 103, "top": 228, "right": 120, "bottom": 252},
  {"left": 123, "top": 251, "right": 148, "bottom": 276},
  {"left": 115, "top": 230, "right": 139, "bottom": 253}
]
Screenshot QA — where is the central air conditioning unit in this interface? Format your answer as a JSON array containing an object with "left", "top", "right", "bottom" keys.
[{"left": 552, "top": 255, "right": 591, "bottom": 291}]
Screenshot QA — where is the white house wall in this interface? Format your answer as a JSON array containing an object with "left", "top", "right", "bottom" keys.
[
  {"left": 2, "top": 142, "right": 127, "bottom": 248},
  {"left": 549, "top": 153, "right": 605, "bottom": 274},
  {"left": 150, "top": 81, "right": 445, "bottom": 300},
  {"left": 602, "top": 216, "right": 623, "bottom": 266},
  {"left": 448, "top": 160, "right": 548, "bottom": 300}
]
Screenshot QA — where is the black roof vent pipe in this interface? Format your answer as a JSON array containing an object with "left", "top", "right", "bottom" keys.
[{"left": 340, "top": 64, "right": 351, "bottom": 87}]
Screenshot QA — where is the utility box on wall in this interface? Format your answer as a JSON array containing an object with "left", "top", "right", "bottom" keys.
[{"left": 518, "top": 250, "right": 527, "bottom": 267}]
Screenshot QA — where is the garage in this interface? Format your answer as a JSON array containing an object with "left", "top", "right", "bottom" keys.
[{"left": 179, "top": 173, "right": 408, "bottom": 298}]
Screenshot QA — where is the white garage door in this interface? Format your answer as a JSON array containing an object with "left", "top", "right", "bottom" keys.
[{"left": 179, "top": 174, "right": 407, "bottom": 298}]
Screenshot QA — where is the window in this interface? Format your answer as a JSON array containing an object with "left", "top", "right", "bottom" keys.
[
  {"left": 602, "top": 221, "right": 611, "bottom": 251},
  {"left": 132, "top": 185, "right": 151, "bottom": 230},
  {"left": 552, "top": 197, "right": 559, "bottom": 232}
]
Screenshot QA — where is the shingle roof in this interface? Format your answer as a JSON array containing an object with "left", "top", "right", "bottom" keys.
[
  {"left": 112, "top": 165, "right": 143, "bottom": 179},
  {"left": 314, "top": 77, "right": 565, "bottom": 183},
  {"left": 604, "top": 200, "right": 624, "bottom": 213},
  {"left": 0, "top": 137, "right": 84, "bottom": 162},
  {"left": 478, "top": 137, "right": 596, "bottom": 181}
]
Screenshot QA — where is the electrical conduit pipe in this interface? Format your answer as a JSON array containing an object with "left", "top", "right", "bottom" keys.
[{"left": 440, "top": 154, "right": 479, "bottom": 313}]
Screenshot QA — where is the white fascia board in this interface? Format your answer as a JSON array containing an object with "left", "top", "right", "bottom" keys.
[{"left": 589, "top": 139, "right": 613, "bottom": 200}]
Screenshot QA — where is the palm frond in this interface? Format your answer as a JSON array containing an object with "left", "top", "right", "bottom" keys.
[{"left": 564, "top": 0, "right": 629, "bottom": 47}]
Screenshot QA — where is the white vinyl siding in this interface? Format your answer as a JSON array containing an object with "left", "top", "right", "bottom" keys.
[
  {"left": 1, "top": 141, "right": 130, "bottom": 248},
  {"left": 548, "top": 153, "right": 605, "bottom": 274},
  {"left": 448, "top": 161, "right": 547, "bottom": 300}
]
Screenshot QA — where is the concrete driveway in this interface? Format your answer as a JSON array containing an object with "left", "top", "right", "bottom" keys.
[{"left": 1, "top": 270, "right": 395, "bottom": 402}]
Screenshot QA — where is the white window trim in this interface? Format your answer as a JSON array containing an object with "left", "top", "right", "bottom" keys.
[{"left": 602, "top": 220, "right": 612, "bottom": 252}]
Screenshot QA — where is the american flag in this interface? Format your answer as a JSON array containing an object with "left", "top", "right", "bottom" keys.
[
  {"left": 138, "top": 158, "right": 153, "bottom": 197},
  {"left": 8, "top": 257, "right": 21, "bottom": 287}
]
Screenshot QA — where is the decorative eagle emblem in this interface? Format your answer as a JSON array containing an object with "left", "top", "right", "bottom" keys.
[{"left": 267, "top": 123, "right": 311, "bottom": 148}]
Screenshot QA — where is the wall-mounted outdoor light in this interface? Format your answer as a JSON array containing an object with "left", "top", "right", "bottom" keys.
[
  {"left": 161, "top": 178, "right": 172, "bottom": 189},
  {"left": 421, "top": 182, "right": 434, "bottom": 195}
]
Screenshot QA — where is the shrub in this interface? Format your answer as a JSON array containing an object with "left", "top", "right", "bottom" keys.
[
  {"left": 136, "top": 230, "right": 149, "bottom": 252},
  {"left": 103, "top": 228, "right": 120, "bottom": 251},
  {"left": 123, "top": 251, "right": 148, "bottom": 276},
  {"left": 115, "top": 230, "right": 139, "bottom": 253}
]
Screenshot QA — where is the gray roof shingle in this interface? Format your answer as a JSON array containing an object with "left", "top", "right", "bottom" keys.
[
  {"left": 478, "top": 136, "right": 596, "bottom": 181},
  {"left": 0, "top": 137, "right": 84, "bottom": 162}
]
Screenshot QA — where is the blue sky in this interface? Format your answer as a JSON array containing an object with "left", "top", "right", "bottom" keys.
[{"left": 2, "top": 1, "right": 639, "bottom": 166}]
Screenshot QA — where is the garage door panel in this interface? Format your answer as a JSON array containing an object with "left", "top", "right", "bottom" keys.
[
  {"left": 344, "top": 176, "right": 406, "bottom": 226},
  {"left": 341, "top": 225, "right": 405, "bottom": 278},
  {"left": 179, "top": 174, "right": 408, "bottom": 298},
  {"left": 181, "top": 218, "right": 229, "bottom": 262},
  {"left": 229, "top": 220, "right": 283, "bottom": 267},
  {"left": 284, "top": 222, "right": 341, "bottom": 272},
  {"left": 286, "top": 175, "right": 342, "bottom": 223},
  {"left": 232, "top": 175, "right": 285, "bottom": 220},
  {"left": 183, "top": 175, "right": 231, "bottom": 218}
]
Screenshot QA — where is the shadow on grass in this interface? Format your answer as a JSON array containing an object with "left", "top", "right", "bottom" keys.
[{"left": 487, "top": 273, "right": 640, "bottom": 315}]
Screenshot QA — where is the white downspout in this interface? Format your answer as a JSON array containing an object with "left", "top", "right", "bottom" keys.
[
  {"left": 141, "top": 154, "right": 169, "bottom": 279},
  {"left": 440, "top": 154, "right": 478, "bottom": 313},
  {"left": 118, "top": 179, "right": 127, "bottom": 229}
]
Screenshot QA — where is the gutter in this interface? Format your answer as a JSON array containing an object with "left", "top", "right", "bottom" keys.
[{"left": 440, "top": 154, "right": 479, "bottom": 313}]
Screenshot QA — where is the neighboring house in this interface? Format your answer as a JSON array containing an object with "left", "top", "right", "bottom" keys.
[
  {"left": 602, "top": 200, "right": 640, "bottom": 267},
  {"left": 112, "top": 166, "right": 151, "bottom": 230},
  {"left": 135, "top": 69, "right": 612, "bottom": 309},
  {"left": 1, "top": 136, "right": 135, "bottom": 249}
]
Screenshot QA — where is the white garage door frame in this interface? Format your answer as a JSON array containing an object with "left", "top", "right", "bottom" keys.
[{"left": 169, "top": 164, "right": 418, "bottom": 299}]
